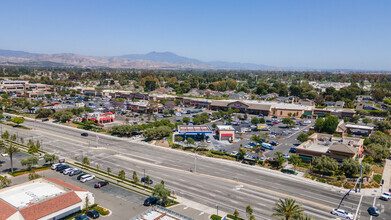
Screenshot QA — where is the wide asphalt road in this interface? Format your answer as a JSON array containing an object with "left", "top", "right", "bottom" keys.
[{"left": 1, "top": 117, "right": 389, "bottom": 219}]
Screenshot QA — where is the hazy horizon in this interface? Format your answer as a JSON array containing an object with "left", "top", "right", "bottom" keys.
[{"left": 0, "top": 0, "right": 390, "bottom": 70}]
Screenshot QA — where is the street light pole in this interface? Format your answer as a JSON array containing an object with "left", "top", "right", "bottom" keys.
[
  {"left": 216, "top": 204, "right": 219, "bottom": 216},
  {"left": 195, "top": 146, "right": 198, "bottom": 174},
  {"left": 359, "top": 164, "right": 363, "bottom": 192},
  {"left": 143, "top": 169, "right": 146, "bottom": 187}
]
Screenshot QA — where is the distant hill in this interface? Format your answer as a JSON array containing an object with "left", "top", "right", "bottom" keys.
[
  {"left": 121, "top": 51, "right": 203, "bottom": 64},
  {"left": 0, "top": 49, "right": 36, "bottom": 57},
  {"left": 0, "top": 49, "right": 274, "bottom": 70}
]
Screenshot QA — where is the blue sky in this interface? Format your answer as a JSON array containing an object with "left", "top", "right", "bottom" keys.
[{"left": 0, "top": 0, "right": 390, "bottom": 70}]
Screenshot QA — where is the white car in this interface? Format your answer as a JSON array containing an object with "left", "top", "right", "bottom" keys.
[
  {"left": 80, "top": 174, "right": 95, "bottom": 183},
  {"left": 51, "top": 163, "right": 61, "bottom": 170},
  {"left": 304, "top": 120, "right": 311, "bottom": 124},
  {"left": 292, "top": 127, "right": 299, "bottom": 131},
  {"left": 330, "top": 209, "right": 353, "bottom": 219},
  {"left": 62, "top": 168, "right": 74, "bottom": 175},
  {"left": 380, "top": 192, "right": 391, "bottom": 200},
  {"left": 1, "top": 153, "right": 8, "bottom": 157}
]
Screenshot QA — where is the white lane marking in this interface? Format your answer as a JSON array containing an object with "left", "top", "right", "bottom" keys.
[
  {"left": 353, "top": 194, "right": 363, "bottom": 220},
  {"left": 369, "top": 196, "right": 376, "bottom": 220},
  {"left": 199, "top": 212, "right": 204, "bottom": 215}
]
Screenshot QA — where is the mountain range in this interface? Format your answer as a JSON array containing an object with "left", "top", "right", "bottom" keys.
[{"left": 0, "top": 49, "right": 274, "bottom": 70}]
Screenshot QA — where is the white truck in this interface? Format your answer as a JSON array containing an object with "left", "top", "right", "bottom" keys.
[{"left": 380, "top": 192, "right": 391, "bottom": 200}]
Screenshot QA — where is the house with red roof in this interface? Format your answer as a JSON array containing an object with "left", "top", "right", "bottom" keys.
[{"left": 0, "top": 177, "right": 94, "bottom": 220}]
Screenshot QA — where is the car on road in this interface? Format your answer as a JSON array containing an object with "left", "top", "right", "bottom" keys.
[
  {"left": 144, "top": 197, "right": 158, "bottom": 206},
  {"left": 380, "top": 192, "right": 391, "bottom": 200},
  {"left": 77, "top": 173, "right": 88, "bottom": 180},
  {"left": 80, "top": 174, "right": 95, "bottom": 183},
  {"left": 94, "top": 181, "right": 109, "bottom": 188},
  {"left": 292, "top": 127, "right": 299, "bottom": 131},
  {"left": 330, "top": 209, "right": 353, "bottom": 219},
  {"left": 69, "top": 169, "right": 82, "bottom": 176},
  {"left": 81, "top": 133, "right": 89, "bottom": 137},
  {"left": 303, "top": 120, "right": 311, "bottom": 124},
  {"left": 141, "top": 177, "right": 153, "bottom": 184},
  {"left": 1, "top": 153, "right": 8, "bottom": 157},
  {"left": 367, "top": 206, "right": 380, "bottom": 216},
  {"left": 85, "top": 210, "right": 100, "bottom": 219},
  {"left": 42, "top": 119, "right": 49, "bottom": 122},
  {"left": 62, "top": 168, "right": 74, "bottom": 175},
  {"left": 75, "top": 214, "right": 89, "bottom": 220}
]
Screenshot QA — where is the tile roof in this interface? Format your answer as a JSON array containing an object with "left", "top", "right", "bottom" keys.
[
  {"left": 0, "top": 199, "right": 18, "bottom": 219},
  {"left": 45, "top": 178, "right": 87, "bottom": 192},
  {"left": 20, "top": 191, "right": 81, "bottom": 220},
  {"left": 329, "top": 144, "right": 358, "bottom": 154}
]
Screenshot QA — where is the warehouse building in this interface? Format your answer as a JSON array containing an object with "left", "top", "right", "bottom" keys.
[{"left": 0, "top": 178, "right": 94, "bottom": 220}]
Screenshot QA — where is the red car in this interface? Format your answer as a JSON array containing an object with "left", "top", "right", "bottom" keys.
[
  {"left": 272, "top": 121, "right": 279, "bottom": 124},
  {"left": 94, "top": 181, "right": 109, "bottom": 188}
]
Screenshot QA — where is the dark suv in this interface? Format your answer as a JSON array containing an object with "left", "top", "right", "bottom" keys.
[
  {"left": 144, "top": 197, "right": 158, "bottom": 206},
  {"left": 56, "top": 164, "right": 69, "bottom": 172},
  {"left": 141, "top": 177, "right": 153, "bottom": 184},
  {"left": 94, "top": 181, "right": 109, "bottom": 188},
  {"left": 85, "top": 210, "right": 100, "bottom": 219}
]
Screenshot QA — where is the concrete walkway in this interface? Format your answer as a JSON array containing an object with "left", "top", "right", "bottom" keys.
[{"left": 381, "top": 159, "right": 391, "bottom": 193}]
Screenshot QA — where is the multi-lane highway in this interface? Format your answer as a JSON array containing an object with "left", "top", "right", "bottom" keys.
[{"left": 1, "top": 117, "right": 389, "bottom": 219}]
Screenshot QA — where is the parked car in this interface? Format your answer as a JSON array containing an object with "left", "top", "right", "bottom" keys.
[
  {"left": 56, "top": 164, "right": 69, "bottom": 172},
  {"left": 69, "top": 169, "right": 82, "bottom": 176},
  {"left": 75, "top": 214, "right": 89, "bottom": 220},
  {"left": 141, "top": 177, "right": 153, "bottom": 184},
  {"left": 270, "top": 141, "right": 279, "bottom": 146},
  {"left": 62, "top": 168, "right": 74, "bottom": 175},
  {"left": 231, "top": 151, "right": 239, "bottom": 156},
  {"left": 289, "top": 147, "right": 297, "bottom": 153},
  {"left": 367, "top": 206, "right": 380, "bottom": 216},
  {"left": 80, "top": 174, "right": 95, "bottom": 183},
  {"left": 283, "top": 154, "right": 290, "bottom": 159},
  {"left": 42, "top": 119, "right": 49, "bottom": 122},
  {"left": 81, "top": 133, "right": 89, "bottom": 137},
  {"left": 85, "top": 210, "right": 100, "bottom": 219},
  {"left": 261, "top": 143, "right": 274, "bottom": 150},
  {"left": 380, "top": 192, "right": 391, "bottom": 200},
  {"left": 144, "top": 197, "right": 158, "bottom": 206},
  {"left": 51, "top": 163, "right": 61, "bottom": 170},
  {"left": 94, "top": 181, "right": 109, "bottom": 188},
  {"left": 77, "top": 173, "right": 88, "bottom": 180},
  {"left": 330, "top": 209, "right": 353, "bottom": 219},
  {"left": 292, "top": 127, "right": 299, "bottom": 131},
  {"left": 1, "top": 153, "right": 8, "bottom": 157}
]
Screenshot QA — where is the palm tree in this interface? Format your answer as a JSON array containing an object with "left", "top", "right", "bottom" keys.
[
  {"left": 296, "top": 214, "right": 314, "bottom": 220},
  {"left": 2, "top": 144, "right": 20, "bottom": 172},
  {"left": 272, "top": 198, "right": 303, "bottom": 220}
]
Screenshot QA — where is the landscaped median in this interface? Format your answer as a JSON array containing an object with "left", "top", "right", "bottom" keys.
[{"left": 8, "top": 164, "right": 51, "bottom": 177}]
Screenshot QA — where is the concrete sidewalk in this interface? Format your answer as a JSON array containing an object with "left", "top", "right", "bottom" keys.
[{"left": 381, "top": 159, "right": 391, "bottom": 193}]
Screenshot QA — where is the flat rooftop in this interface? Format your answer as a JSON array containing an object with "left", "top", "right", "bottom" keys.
[
  {"left": 0, "top": 180, "right": 66, "bottom": 209},
  {"left": 216, "top": 125, "right": 235, "bottom": 131},
  {"left": 131, "top": 206, "right": 193, "bottom": 220},
  {"left": 177, "top": 125, "right": 212, "bottom": 134}
]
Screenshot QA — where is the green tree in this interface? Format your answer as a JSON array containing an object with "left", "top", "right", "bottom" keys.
[
  {"left": 273, "top": 152, "right": 286, "bottom": 169},
  {"left": 82, "top": 156, "right": 90, "bottom": 168},
  {"left": 182, "top": 117, "right": 190, "bottom": 124},
  {"left": 186, "top": 137, "right": 195, "bottom": 146},
  {"left": 2, "top": 144, "right": 19, "bottom": 172},
  {"left": 366, "top": 143, "right": 390, "bottom": 162},
  {"left": 282, "top": 118, "right": 295, "bottom": 127},
  {"left": 362, "top": 118, "right": 371, "bottom": 125},
  {"left": 362, "top": 163, "right": 372, "bottom": 175},
  {"left": 53, "top": 111, "right": 73, "bottom": 123},
  {"left": 0, "top": 175, "right": 11, "bottom": 189},
  {"left": 1, "top": 130, "right": 9, "bottom": 139},
  {"left": 233, "top": 210, "right": 240, "bottom": 220},
  {"left": 341, "top": 158, "right": 360, "bottom": 177},
  {"left": 10, "top": 134, "right": 16, "bottom": 142},
  {"left": 212, "top": 123, "right": 217, "bottom": 129},
  {"left": 238, "top": 148, "right": 246, "bottom": 160},
  {"left": 296, "top": 214, "right": 314, "bottom": 220},
  {"left": 272, "top": 198, "right": 303, "bottom": 220},
  {"left": 297, "top": 133, "right": 308, "bottom": 142},
  {"left": 11, "top": 117, "right": 25, "bottom": 126},
  {"left": 43, "top": 153, "right": 58, "bottom": 164},
  {"left": 35, "top": 108, "right": 53, "bottom": 118},
  {"left": 251, "top": 117, "right": 260, "bottom": 125},
  {"left": 246, "top": 205, "right": 253, "bottom": 218},
  {"left": 133, "top": 171, "right": 139, "bottom": 183},
  {"left": 152, "top": 183, "right": 171, "bottom": 202},
  {"left": 259, "top": 118, "right": 266, "bottom": 123},
  {"left": 28, "top": 144, "right": 39, "bottom": 156},
  {"left": 145, "top": 175, "right": 151, "bottom": 185},
  {"left": 313, "top": 155, "right": 338, "bottom": 175},
  {"left": 288, "top": 154, "right": 301, "bottom": 171},
  {"left": 21, "top": 156, "right": 38, "bottom": 170},
  {"left": 174, "top": 136, "right": 184, "bottom": 142},
  {"left": 250, "top": 134, "right": 261, "bottom": 143},
  {"left": 314, "top": 118, "right": 325, "bottom": 132},
  {"left": 28, "top": 170, "right": 41, "bottom": 180},
  {"left": 323, "top": 116, "right": 339, "bottom": 134},
  {"left": 118, "top": 170, "right": 126, "bottom": 180}
]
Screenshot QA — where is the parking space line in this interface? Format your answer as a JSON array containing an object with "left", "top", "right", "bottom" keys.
[{"left": 353, "top": 194, "right": 363, "bottom": 220}]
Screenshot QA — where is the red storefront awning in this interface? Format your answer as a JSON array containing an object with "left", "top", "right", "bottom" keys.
[{"left": 221, "top": 134, "right": 233, "bottom": 137}]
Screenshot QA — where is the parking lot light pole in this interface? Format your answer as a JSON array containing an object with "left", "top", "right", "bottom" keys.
[
  {"left": 216, "top": 204, "right": 219, "bottom": 216},
  {"left": 143, "top": 169, "right": 146, "bottom": 187}
]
